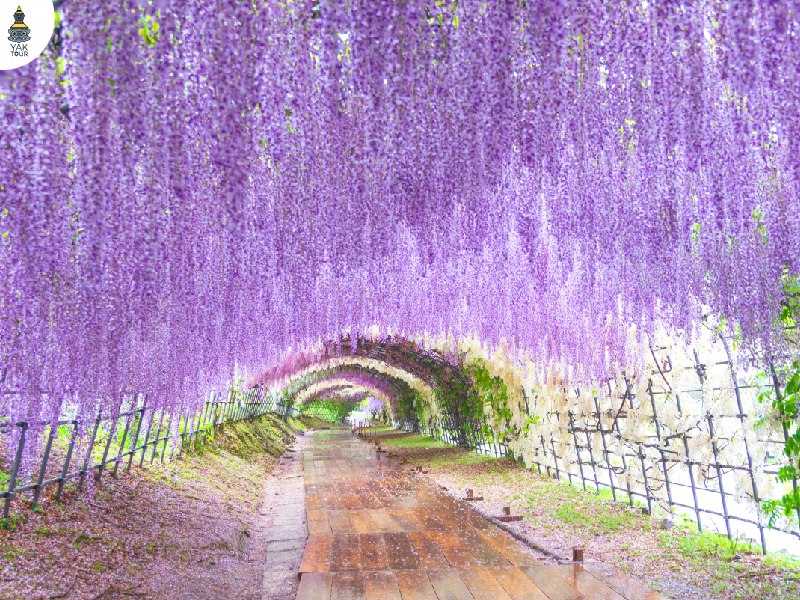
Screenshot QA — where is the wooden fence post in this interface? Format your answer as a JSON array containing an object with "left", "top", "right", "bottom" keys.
[
  {"left": 97, "top": 412, "right": 121, "bottom": 482},
  {"left": 176, "top": 413, "right": 186, "bottom": 460}
]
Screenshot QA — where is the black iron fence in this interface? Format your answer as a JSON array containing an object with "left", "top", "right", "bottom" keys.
[
  {"left": 0, "top": 386, "right": 297, "bottom": 519},
  {"left": 391, "top": 338, "right": 800, "bottom": 555},
  {"left": 395, "top": 412, "right": 511, "bottom": 459}
]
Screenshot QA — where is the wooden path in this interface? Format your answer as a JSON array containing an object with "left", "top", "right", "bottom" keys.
[{"left": 297, "top": 429, "right": 665, "bottom": 600}]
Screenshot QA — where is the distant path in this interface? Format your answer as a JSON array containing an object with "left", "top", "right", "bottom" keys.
[{"left": 296, "top": 427, "right": 666, "bottom": 600}]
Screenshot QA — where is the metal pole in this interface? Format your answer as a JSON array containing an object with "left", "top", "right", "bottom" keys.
[
  {"left": 569, "top": 411, "right": 587, "bottom": 491},
  {"left": 584, "top": 428, "right": 600, "bottom": 492},
  {"left": 139, "top": 406, "right": 155, "bottom": 468},
  {"left": 675, "top": 388, "right": 703, "bottom": 532},
  {"left": 639, "top": 444, "right": 653, "bottom": 515},
  {"left": 540, "top": 436, "right": 551, "bottom": 477},
  {"left": 648, "top": 381, "right": 672, "bottom": 512},
  {"left": 113, "top": 407, "right": 135, "bottom": 478},
  {"left": 79, "top": 410, "right": 102, "bottom": 492},
  {"left": 550, "top": 435, "right": 561, "bottom": 481},
  {"left": 126, "top": 398, "right": 147, "bottom": 473},
  {"left": 696, "top": 346, "right": 737, "bottom": 543},
  {"left": 32, "top": 423, "right": 58, "bottom": 507},
  {"left": 97, "top": 412, "right": 121, "bottom": 482},
  {"left": 706, "top": 414, "right": 732, "bottom": 539},
  {"left": 56, "top": 419, "right": 79, "bottom": 502},
  {"left": 595, "top": 396, "right": 616, "bottom": 501},
  {"left": 3, "top": 422, "right": 28, "bottom": 518},
  {"left": 609, "top": 398, "right": 634, "bottom": 507},
  {"left": 619, "top": 381, "right": 635, "bottom": 506}
]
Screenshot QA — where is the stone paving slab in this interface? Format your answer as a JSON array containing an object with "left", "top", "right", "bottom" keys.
[
  {"left": 268, "top": 539, "right": 306, "bottom": 552},
  {"left": 261, "top": 430, "right": 313, "bottom": 600}
]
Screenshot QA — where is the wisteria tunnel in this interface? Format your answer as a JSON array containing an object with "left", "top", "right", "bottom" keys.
[{"left": 2, "top": 1, "right": 800, "bottom": 599}]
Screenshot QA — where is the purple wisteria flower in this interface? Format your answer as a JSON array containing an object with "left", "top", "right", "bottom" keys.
[{"left": 0, "top": 1, "right": 797, "bottom": 460}]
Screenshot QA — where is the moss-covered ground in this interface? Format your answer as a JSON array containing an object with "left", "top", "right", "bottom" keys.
[{"left": 0, "top": 414, "right": 332, "bottom": 600}]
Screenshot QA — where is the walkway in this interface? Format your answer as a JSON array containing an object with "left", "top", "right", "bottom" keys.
[
  {"left": 261, "top": 431, "right": 311, "bottom": 600},
  {"left": 297, "top": 428, "right": 665, "bottom": 600}
]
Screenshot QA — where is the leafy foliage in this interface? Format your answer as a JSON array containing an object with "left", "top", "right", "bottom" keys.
[
  {"left": 758, "top": 278, "right": 800, "bottom": 526},
  {"left": 303, "top": 394, "right": 363, "bottom": 423}
]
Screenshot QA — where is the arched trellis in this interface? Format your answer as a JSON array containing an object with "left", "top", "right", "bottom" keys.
[
  {"left": 276, "top": 363, "right": 406, "bottom": 412},
  {"left": 255, "top": 334, "right": 467, "bottom": 392},
  {"left": 292, "top": 375, "right": 397, "bottom": 415},
  {"left": 259, "top": 335, "right": 484, "bottom": 420},
  {"left": 267, "top": 361, "right": 423, "bottom": 426},
  {"left": 297, "top": 385, "right": 372, "bottom": 423},
  {"left": 258, "top": 334, "right": 512, "bottom": 452},
  {"left": 1, "top": 1, "right": 799, "bottom": 560}
]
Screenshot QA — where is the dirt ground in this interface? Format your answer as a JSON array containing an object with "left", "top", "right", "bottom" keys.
[
  {"left": 0, "top": 415, "right": 327, "bottom": 600},
  {"left": 375, "top": 428, "right": 800, "bottom": 600}
]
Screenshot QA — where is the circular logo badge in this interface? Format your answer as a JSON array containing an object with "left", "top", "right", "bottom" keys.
[{"left": 0, "top": 1, "right": 55, "bottom": 71}]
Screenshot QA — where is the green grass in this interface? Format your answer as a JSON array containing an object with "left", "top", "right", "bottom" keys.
[
  {"left": 555, "top": 502, "right": 640, "bottom": 533},
  {"left": 382, "top": 433, "right": 449, "bottom": 448},
  {"left": 0, "top": 513, "right": 28, "bottom": 532},
  {"left": 664, "top": 527, "right": 763, "bottom": 562},
  {"left": 654, "top": 524, "right": 800, "bottom": 599},
  {"left": 427, "top": 452, "right": 497, "bottom": 468},
  {"left": 764, "top": 551, "right": 800, "bottom": 571}
]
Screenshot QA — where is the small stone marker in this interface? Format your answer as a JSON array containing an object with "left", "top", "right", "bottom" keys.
[
  {"left": 573, "top": 547, "right": 584, "bottom": 562},
  {"left": 498, "top": 506, "right": 522, "bottom": 522},
  {"left": 463, "top": 488, "right": 483, "bottom": 501}
]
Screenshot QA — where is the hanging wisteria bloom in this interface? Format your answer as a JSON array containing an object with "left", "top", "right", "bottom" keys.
[{"left": 0, "top": 0, "right": 798, "bottom": 442}]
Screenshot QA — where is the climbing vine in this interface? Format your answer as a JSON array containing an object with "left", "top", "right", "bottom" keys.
[
  {"left": 465, "top": 359, "right": 513, "bottom": 442},
  {"left": 760, "top": 276, "right": 800, "bottom": 526}
]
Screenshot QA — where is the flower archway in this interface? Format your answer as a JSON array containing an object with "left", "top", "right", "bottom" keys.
[{"left": 1, "top": 0, "right": 799, "bottom": 552}]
